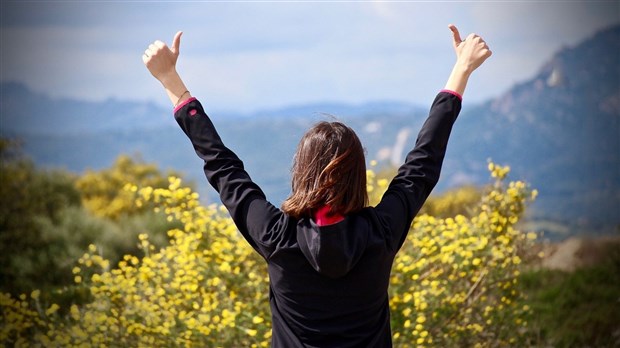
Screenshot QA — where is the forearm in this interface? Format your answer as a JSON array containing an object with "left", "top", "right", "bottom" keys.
[
  {"left": 444, "top": 63, "right": 472, "bottom": 97},
  {"left": 396, "top": 92, "right": 461, "bottom": 191},
  {"left": 376, "top": 91, "right": 461, "bottom": 250},
  {"left": 159, "top": 70, "right": 193, "bottom": 107},
  {"left": 174, "top": 99, "right": 268, "bottom": 255}
]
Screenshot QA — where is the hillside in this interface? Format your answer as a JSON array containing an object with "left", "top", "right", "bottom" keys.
[
  {"left": 448, "top": 25, "right": 620, "bottom": 235},
  {"left": 1, "top": 25, "right": 618, "bottom": 239}
]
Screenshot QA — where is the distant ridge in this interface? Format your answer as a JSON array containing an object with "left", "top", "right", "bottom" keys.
[
  {"left": 0, "top": 81, "right": 421, "bottom": 135},
  {"left": 0, "top": 81, "right": 171, "bottom": 135}
]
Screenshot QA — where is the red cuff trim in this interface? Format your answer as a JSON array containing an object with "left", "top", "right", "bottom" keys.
[
  {"left": 173, "top": 97, "right": 197, "bottom": 114},
  {"left": 440, "top": 89, "right": 462, "bottom": 101},
  {"left": 314, "top": 205, "right": 344, "bottom": 226}
]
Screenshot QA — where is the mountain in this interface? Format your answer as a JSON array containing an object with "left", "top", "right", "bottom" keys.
[
  {"left": 1, "top": 25, "right": 618, "bottom": 239},
  {"left": 446, "top": 25, "right": 619, "bottom": 235},
  {"left": 0, "top": 82, "right": 171, "bottom": 135}
]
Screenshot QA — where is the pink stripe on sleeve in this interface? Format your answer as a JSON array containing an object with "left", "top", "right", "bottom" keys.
[
  {"left": 440, "top": 89, "right": 463, "bottom": 101},
  {"left": 173, "top": 97, "right": 197, "bottom": 114}
]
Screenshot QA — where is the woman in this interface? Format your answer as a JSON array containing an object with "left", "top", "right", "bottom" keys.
[{"left": 143, "top": 24, "right": 491, "bottom": 347}]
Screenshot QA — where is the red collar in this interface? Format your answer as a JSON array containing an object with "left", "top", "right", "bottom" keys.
[{"left": 314, "top": 205, "right": 345, "bottom": 226}]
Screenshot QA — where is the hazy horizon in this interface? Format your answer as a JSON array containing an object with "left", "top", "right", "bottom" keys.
[{"left": 1, "top": 2, "right": 619, "bottom": 114}]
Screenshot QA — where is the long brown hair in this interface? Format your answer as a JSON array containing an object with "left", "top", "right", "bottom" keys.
[{"left": 281, "top": 121, "right": 368, "bottom": 219}]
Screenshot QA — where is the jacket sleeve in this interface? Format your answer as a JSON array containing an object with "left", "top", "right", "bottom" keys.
[
  {"left": 375, "top": 91, "right": 461, "bottom": 252},
  {"left": 173, "top": 98, "right": 284, "bottom": 259}
]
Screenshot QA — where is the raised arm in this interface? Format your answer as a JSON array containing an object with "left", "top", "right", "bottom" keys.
[
  {"left": 142, "top": 32, "right": 285, "bottom": 259},
  {"left": 376, "top": 25, "right": 491, "bottom": 251},
  {"left": 142, "top": 31, "right": 193, "bottom": 108}
]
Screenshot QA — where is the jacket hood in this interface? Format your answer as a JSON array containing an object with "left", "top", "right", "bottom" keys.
[{"left": 296, "top": 217, "right": 368, "bottom": 279}]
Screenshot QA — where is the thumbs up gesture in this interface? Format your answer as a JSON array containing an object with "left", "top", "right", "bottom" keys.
[
  {"left": 448, "top": 24, "right": 492, "bottom": 74},
  {"left": 143, "top": 31, "right": 183, "bottom": 83}
]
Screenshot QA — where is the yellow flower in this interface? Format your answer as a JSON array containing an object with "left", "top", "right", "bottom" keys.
[
  {"left": 245, "top": 329, "right": 258, "bottom": 337},
  {"left": 45, "top": 303, "right": 60, "bottom": 316},
  {"left": 527, "top": 232, "right": 537, "bottom": 240},
  {"left": 70, "top": 304, "right": 80, "bottom": 321}
]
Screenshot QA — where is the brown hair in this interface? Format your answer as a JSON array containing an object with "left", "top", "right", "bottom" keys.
[{"left": 282, "top": 121, "right": 368, "bottom": 219}]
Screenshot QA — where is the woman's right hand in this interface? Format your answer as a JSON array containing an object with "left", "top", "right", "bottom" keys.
[
  {"left": 449, "top": 24, "right": 492, "bottom": 75},
  {"left": 443, "top": 24, "right": 492, "bottom": 97},
  {"left": 142, "top": 31, "right": 183, "bottom": 84}
]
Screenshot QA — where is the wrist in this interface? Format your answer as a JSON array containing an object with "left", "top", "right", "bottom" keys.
[
  {"left": 444, "top": 63, "right": 471, "bottom": 97},
  {"left": 452, "top": 61, "right": 474, "bottom": 77},
  {"left": 158, "top": 69, "right": 181, "bottom": 88},
  {"left": 158, "top": 69, "right": 191, "bottom": 107}
]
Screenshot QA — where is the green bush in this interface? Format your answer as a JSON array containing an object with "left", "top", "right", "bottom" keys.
[
  {"left": 0, "top": 140, "right": 179, "bottom": 296},
  {"left": 519, "top": 244, "right": 620, "bottom": 347}
]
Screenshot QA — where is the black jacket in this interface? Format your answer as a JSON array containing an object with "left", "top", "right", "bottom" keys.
[{"left": 174, "top": 91, "right": 462, "bottom": 347}]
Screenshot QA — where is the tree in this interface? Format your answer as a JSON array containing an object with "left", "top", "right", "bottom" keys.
[{"left": 0, "top": 138, "right": 82, "bottom": 293}]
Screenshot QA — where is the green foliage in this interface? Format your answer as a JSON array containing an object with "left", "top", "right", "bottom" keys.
[
  {"left": 419, "top": 185, "right": 481, "bottom": 218},
  {"left": 519, "top": 244, "right": 620, "bottom": 347},
  {"left": 0, "top": 139, "right": 82, "bottom": 294},
  {"left": 0, "top": 140, "right": 179, "bottom": 296}
]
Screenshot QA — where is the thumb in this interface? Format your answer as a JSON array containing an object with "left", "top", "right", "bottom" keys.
[
  {"left": 448, "top": 24, "right": 462, "bottom": 48},
  {"left": 171, "top": 31, "right": 183, "bottom": 56}
]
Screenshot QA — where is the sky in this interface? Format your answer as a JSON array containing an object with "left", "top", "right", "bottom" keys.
[{"left": 1, "top": 1, "right": 619, "bottom": 114}]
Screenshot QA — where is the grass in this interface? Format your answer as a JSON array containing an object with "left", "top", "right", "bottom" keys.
[{"left": 519, "top": 242, "right": 620, "bottom": 347}]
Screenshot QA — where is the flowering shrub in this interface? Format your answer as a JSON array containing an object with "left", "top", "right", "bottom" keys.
[
  {"left": 76, "top": 155, "right": 181, "bottom": 220},
  {"left": 1, "top": 162, "right": 537, "bottom": 347},
  {"left": 1, "top": 178, "right": 271, "bottom": 347},
  {"left": 387, "top": 162, "right": 539, "bottom": 347}
]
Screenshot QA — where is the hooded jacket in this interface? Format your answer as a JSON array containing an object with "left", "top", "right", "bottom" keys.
[{"left": 174, "top": 91, "right": 462, "bottom": 347}]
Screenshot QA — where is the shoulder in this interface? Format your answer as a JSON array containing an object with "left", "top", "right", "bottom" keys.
[{"left": 348, "top": 207, "right": 393, "bottom": 242}]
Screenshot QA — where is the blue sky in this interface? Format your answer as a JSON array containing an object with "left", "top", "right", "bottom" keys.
[{"left": 1, "top": 1, "right": 619, "bottom": 113}]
